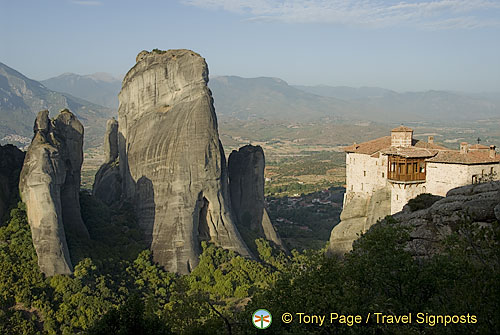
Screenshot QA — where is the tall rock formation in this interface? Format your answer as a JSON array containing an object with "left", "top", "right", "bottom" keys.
[
  {"left": 228, "top": 145, "right": 284, "bottom": 253},
  {"left": 19, "top": 109, "right": 89, "bottom": 276},
  {"left": 92, "top": 118, "right": 121, "bottom": 205},
  {"left": 114, "top": 49, "right": 250, "bottom": 273},
  {"left": 328, "top": 187, "right": 391, "bottom": 255},
  {"left": 0, "top": 144, "right": 25, "bottom": 223}
]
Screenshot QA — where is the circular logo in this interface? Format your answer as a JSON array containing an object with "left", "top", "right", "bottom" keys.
[{"left": 252, "top": 309, "right": 272, "bottom": 329}]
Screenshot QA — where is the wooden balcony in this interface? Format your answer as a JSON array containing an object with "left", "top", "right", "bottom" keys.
[
  {"left": 387, "top": 171, "right": 426, "bottom": 182},
  {"left": 387, "top": 156, "right": 426, "bottom": 183}
]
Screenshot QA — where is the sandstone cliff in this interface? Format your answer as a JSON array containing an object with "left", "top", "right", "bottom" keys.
[
  {"left": 92, "top": 118, "right": 121, "bottom": 205},
  {"left": 113, "top": 49, "right": 250, "bottom": 273},
  {"left": 328, "top": 187, "right": 391, "bottom": 255},
  {"left": 388, "top": 181, "right": 500, "bottom": 257},
  {"left": 0, "top": 144, "right": 25, "bottom": 223},
  {"left": 19, "top": 109, "right": 89, "bottom": 276},
  {"left": 329, "top": 181, "right": 500, "bottom": 258},
  {"left": 228, "top": 145, "right": 284, "bottom": 253}
]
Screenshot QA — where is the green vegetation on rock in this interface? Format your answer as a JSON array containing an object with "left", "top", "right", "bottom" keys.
[{"left": 0, "top": 191, "right": 498, "bottom": 334}]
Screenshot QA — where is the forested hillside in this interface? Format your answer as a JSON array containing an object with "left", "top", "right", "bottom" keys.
[{"left": 0, "top": 190, "right": 498, "bottom": 334}]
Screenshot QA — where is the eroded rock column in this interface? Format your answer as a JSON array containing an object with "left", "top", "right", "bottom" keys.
[
  {"left": 116, "top": 49, "right": 250, "bottom": 273},
  {"left": 20, "top": 109, "right": 88, "bottom": 276}
]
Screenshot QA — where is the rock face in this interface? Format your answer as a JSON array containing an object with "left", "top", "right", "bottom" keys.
[
  {"left": 0, "top": 144, "right": 25, "bottom": 223},
  {"left": 328, "top": 187, "right": 391, "bottom": 255},
  {"left": 19, "top": 109, "right": 89, "bottom": 276},
  {"left": 389, "top": 181, "right": 500, "bottom": 257},
  {"left": 228, "top": 145, "right": 284, "bottom": 253},
  {"left": 114, "top": 49, "right": 250, "bottom": 273},
  {"left": 92, "top": 118, "right": 121, "bottom": 205}
]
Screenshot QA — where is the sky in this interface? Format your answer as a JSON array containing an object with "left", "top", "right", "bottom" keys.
[{"left": 0, "top": 0, "right": 499, "bottom": 92}]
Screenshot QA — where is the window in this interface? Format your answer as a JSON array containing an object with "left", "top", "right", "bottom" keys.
[
  {"left": 491, "top": 167, "right": 494, "bottom": 174},
  {"left": 414, "top": 163, "right": 418, "bottom": 173},
  {"left": 351, "top": 185, "right": 353, "bottom": 191},
  {"left": 396, "top": 195, "right": 399, "bottom": 200},
  {"left": 382, "top": 172, "right": 385, "bottom": 178},
  {"left": 363, "top": 171, "right": 366, "bottom": 177},
  {"left": 361, "top": 183, "right": 364, "bottom": 190}
]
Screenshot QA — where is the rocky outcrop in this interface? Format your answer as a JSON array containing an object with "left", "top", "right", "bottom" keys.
[
  {"left": 92, "top": 118, "right": 121, "bottom": 205},
  {"left": 19, "top": 109, "right": 89, "bottom": 276},
  {"left": 389, "top": 181, "right": 500, "bottom": 257},
  {"left": 0, "top": 144, "right": 25, "bottom": 223},
  {"left": 115, "top": 49, "right": 250, "bottom": 273},
  {"left": 328, "top": 187, "right": 391, "bottom": 255},
  {"left": 228, "top": 145, "right": 284, "bottom": 253}
]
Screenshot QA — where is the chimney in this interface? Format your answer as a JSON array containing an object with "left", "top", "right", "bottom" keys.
[
  {"left": 460, "top": 142, "right": 469, "bottom": 154},
  {"left": 428, "top": 136, "right": 434, "bottom": 144},
  {"left": 490, "top": 145, "right": 496, "bottom": 158}
]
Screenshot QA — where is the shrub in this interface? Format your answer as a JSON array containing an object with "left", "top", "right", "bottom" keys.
[{"left": 407, "top": 193, "right": 442, "bottom": 212}]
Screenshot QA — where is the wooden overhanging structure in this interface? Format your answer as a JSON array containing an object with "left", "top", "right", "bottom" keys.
[{"left": 382, "top": 148, "right": 437, "bottom": 183}]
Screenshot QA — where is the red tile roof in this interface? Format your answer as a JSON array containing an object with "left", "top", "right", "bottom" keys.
[
  {"left": 344, "top": 136, "right": 391, "bottom": 155},
  {"left": 469, "top": 144, "right": 490, "bottom": 151},
  {"left": 427, "top": 150, "right": 500, "bottom": 164},
  {"left": 345, "top": 136, "right": 447, "bottom": 156},
  {"left": 382, "top": 147, "right": 438, "bottom": 158},
  {"left": 413, "top": 140, "right": 449, "bottom": 150}
]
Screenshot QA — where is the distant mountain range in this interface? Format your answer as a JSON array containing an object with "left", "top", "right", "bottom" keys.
[
  {"left": 210, "top": 77, "right": 500, "bottom": 122},
  {"left": 209, "top": 76, "right": 350, "bottom": 121},
  {"left": 0, "top": 62, "right": 113, "bottom": 148},
  {"left": 37, "top": 71, "right": 500, "bottom": 123},
  {"left": 2, "top": 63, "right": 499, "bottom": 148},
  {"left": 293, "top": 84, "right": 500, "bottom": 121},
  {"left": 42, "top": 72, "right": 122, "bottom": 109}
]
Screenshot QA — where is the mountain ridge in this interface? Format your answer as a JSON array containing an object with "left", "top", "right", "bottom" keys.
[
  {"left": 41, "top": 72, "right": 122, "bottom": 108},
  {"left": 37, "top": 72, "right": 500, "bottom": 123},
  {"left": 0, "top": 62, "right": 113, "bottom": 148},
  {"left": 3, "top": 64, "right": 500, "bottom": 150}
]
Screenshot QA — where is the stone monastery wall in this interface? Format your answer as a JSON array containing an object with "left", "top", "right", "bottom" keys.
[
  {"left": 426, "top": 162, "right": 499, "bottom": 196},
  {"left": 345, "top": 152, "right": 387, "bottom": 196}
]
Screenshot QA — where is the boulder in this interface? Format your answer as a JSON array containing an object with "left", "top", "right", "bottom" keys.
[
  {"left": 19, "top": 109, "right": 89, "bottom": 276},
  {"left": 391, "top": 181, "right": 500, "bottom": 257},
  {"left": 228, "top": 145, "right": 284, "bottom": 253}
]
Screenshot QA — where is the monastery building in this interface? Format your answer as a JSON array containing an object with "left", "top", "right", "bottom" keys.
[{"left": 344, "top": 126, "right": 500, "bottom": 214}]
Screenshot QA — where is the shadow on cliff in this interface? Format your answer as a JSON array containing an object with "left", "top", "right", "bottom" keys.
[
  {"left": 85, "top": 129, "right": 157, "bottom": 265},
  {"left": 133, "top": 176, "right": 155, "bottom": 249},
  {"left": 66, "top": 187, "right": 152, "bottom": 265},
  {"left": 120, "top": 129, "right": 156, "bottom": 248}
]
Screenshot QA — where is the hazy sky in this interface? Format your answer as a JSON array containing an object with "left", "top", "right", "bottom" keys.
[{"left": 1, "top": 0, "right": 499, "bottom": 92}]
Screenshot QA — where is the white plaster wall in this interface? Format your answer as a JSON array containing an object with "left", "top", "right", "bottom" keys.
[
  {"left": 345, "top": 153, "right": 387, "bottom": 198},
  {"left": 426, "top": 162, "right": 500, "bottom": 196},
  {"left": 390, "top": 182, "right": 426, "bottom": 214}
]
